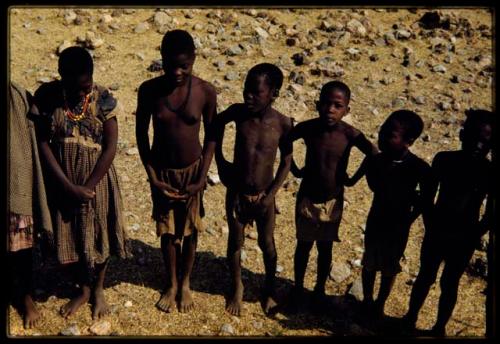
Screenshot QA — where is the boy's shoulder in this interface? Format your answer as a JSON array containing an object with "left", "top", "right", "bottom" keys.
[
  {"left": 407, "top": 152, "right": 431, "bottom": 169},
  {"left": 338, "top": 120, "right": 363, "bottom": 139},
  {"left": 271, "top": 107, "right": 292, "bottom": 128}
]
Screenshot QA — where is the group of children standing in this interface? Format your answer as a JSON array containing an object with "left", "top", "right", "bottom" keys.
[{"left": 8, "top": 29, "right": 493, "bottom": 336}]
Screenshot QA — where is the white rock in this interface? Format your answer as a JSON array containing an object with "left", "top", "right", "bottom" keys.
[
  {"left": 154, "top": 12, "right": 171, "bottom": 27},
  {"left": 57, "top": 40, "right": 72, "bottom": 55},
  {"left": 346, "top": 19, "right": 366, "bottom": 37},
  {"left": 124, "top": 300, "right": 133, "bottom": 308},
  {"left": 276, "top": 265, "right": 284, "bottom": 273},
  {"left": 330, "top": 262, "right": 351, "bottom": 283},
  {"left": 126, "top": 147, "right": 139, "bottom": 155},
  {"left": 433, "top": 64, "right": 447, "bottom": 73},
  {"left": 220, "top": 323, "right": 234, "bottom": 335},
  {"left": 207, "top": 173, "right": 220, "bottom": 185},
  {"left": 89, "top": 320, "right": 112, "bottom": 336},
  {"left": 348, "top": 277, "right": 364, "bottom": 301},
  {"left": 255, "top": 26, "right": 269, "bottom": 39},
  {"left": 100, "top": 14, "right": 113, "bottom": 23},
  {"left": 61, "top": 324, "right": 81, "bottom": 336},
  {"left": 134, "top": 22, "right": 149, "bottom": 34}
]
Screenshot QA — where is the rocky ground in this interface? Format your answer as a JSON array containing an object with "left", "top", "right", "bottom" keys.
[{"left": 8, "top": 7, "right": 493, "bottom": 337}]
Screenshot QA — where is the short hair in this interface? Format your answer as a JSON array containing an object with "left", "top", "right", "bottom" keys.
[
  {"left": 58, "top": 46, "right": 93, "bottom": 78},
  {"left": 319, "top": 81, "right": 351, "bottom": 103},
  {"left": 383, "top": 110, "right": 424, "bottom": 141},
  {"left": 246, "top": 63, "right": 284, "bottom": 92},
  {"left": 161, "top": 30, "right": 195, "bottom": 58},
  {"left": 463, "top": 109, "right": 495, "bottom": 133}
]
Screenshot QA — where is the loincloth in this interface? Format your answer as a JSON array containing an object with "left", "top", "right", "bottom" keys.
[
  {"left": 233, "top": 191, "right": 267, "bottom": 227},
  {"left": 152, "top": 157, "right": 204, "bottom": 241},
  {"left": 295, "top": 194, "right": 343, "bottom": 242}
]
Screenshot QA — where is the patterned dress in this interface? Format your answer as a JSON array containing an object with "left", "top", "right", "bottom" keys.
[{"left": 30, "top": 80, "right": 129, "bottom": 268}]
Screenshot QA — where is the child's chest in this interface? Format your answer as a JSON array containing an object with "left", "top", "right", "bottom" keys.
[
  {"left": 236, "top": 118, "right": 282, "bottom": 152},
  {"left": 153, "top": 98, "right": 203, "bottom": 126},
  {"left": 306, "top": 131, "right": 351, "bottom": 160}
]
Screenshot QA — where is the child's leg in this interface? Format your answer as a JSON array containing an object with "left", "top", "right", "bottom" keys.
[
  {"left": 361, "top": 267, "right": 376, "bottom": 304},
  {"left": 374, "top": 273, "right": 396, "bottom": 316},
  {"left": 179, "top": 231, "right": 198, "bottom": 313},
  {"left": 432, "top": 245, "right": 475, "bottom": 335},
  {"left": 314, "top": 240, "right": 333, "bottom": 295},
  {"left": 404, "top": 239, "right": 442, "bottom": 327},
  {"left": 12, "top": 249, "right": 40, "bottom": 328},
  {"left": 156, "top": 234, "right": 179, "bottom": 313},
  {"left": 60, "top": 261, "right": 91, "bottom": 318},
  {"left": 256, "top": 201, "right": 278, "bottom": 314},
  {"left": 293, "top": 240, "right": 314, "bottom": 292},
  {"left": 92, "top": 258, "right": 109, "bottom": 319},
  {"left": 226, "top": 192, "right": 246, "bottom": 316}
]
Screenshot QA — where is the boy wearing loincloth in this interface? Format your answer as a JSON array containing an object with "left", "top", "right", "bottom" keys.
[
  {"left": 214, "top": 63, "right": 293, "bottom": 316},
  {"left": 288, "top": 81, "right": 377, "bottom": 312},
  {"left": 136, "top": 30, "right": 217, "bottom": 313}
]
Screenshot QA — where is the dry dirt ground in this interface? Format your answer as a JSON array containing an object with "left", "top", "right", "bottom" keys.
[{"left": 8, "top": 7, "right": 493, "bottom": 337}]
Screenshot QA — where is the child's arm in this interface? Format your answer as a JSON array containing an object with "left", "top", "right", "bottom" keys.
[
  {"left": 352, "top": 132, "right": 378, "bottom": 157},
  {"left": 345, "top": 156, "right": 368, "bottom": 187},
  {"left": 478, "top": 166, "right": 493, "bottom": 237},
  {"left": 83, "top": 117, "right": 118, "bottom": 190},
  {"left": 135, "top": 83, "right": 184, "bottom": 199},
  {"left": 288, "top": 122, "right": 305, "bottom": 178},
  {"left": 185, "top": 83, "right": 217, "bottom": 196},
  {"left": 260, "top": 117, "right": 293, "bottom": 208},
  {"left": 213, "top": 106, "right": 236, "bottom": 187},
  {"left": 410, "top": 162, "right": 437, "bottom": 226}
]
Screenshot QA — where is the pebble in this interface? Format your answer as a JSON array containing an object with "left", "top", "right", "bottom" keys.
[
  {"left": 207, "top": 173, "right": 220, "bottom": 185},
  {"left": 221, "top": 225, "right": 229, "bottom": 235},
  {"left": 330, "top": 262, "right": 351, "bottom": 283},
  {"left": 124, "top": 300, "right": 133, "bottom": 308},
  {"left": 286, "top": 37, "right": 296, "bottom": 46},
  {"left": 240, "top": 249, "right": 248, "bottom": 262},
  {"left": 148, "top": 59, "right": 163, "bottom": 72},
  {"left": 57, "top": 40, "right": 72, "bottom": 55},
  {"left": 226, "top": 45, "right": 243, "bottom": 56},
  {"left": 276, "top": 265, "right": 284, "bottom": 273},
  {"left": 129, "top": 223, "right": 140, "bottom": 231},
  {"left": 414, "top": 95, "right": 426, "bottom": 105},
  {"left": 348, "top": 277, "right": 364, "bottom": 301},
  {"left": 224, "top": 72, "right": 238, "bottom": 81},
  {"left": 60, "top": 324, "right": 81, "bottom": 336},
  {"left": 439, "top": 102, "right": 451, "bottom": 110},
  {"left": 255, "top": 26, "right": 269, "bottom": 39},
  {"left": 100, "top": 14, "right": 113, "bottom": 24},
  {"left": 392, "top": 98, "right": 406, "bottom": 108},
  {"left": 134, "top": 22, "right": 149, "bottom": 34},
  {"left": 251, "top": 320, "right": 263, "bottom": 329},
  {"left": 433, "top": 64, "right": 447, "bottom": 73},
  {"left": 220, "top": 323, "right": 234, "bottom": 335},
  {"left": 154, "top": 11, "right": 171, "bottom": 27},
  {"left": 126, "top": 147, "right": 139, "bottom": 155},
  {"left": 89, "top": 320, "right": 112, "bottom": 336},
  {"left": 422, "top": 134, "right": 431, "bottom": 142},
  {"left": 247, "top": 231, "right": 258, "bottom": 240},
  {"left": 64, "top": 11, "right": 77, "bottom": 25},
  {"left": 36, "top": 28, "right": 46, "bottom": 35},
  {"left": 346, "top": 19, "right": 367, "bottom": 37},
  {"left": 109, "top": 83, "right": 120, "bottom": 91}
]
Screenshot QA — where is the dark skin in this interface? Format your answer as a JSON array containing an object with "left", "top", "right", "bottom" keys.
[
  {"left": 403, "top": 121, "right": 493, "bottom": 336},
  {"left": 347, "top": 119, "right": 434, "bottom": 319},
  {"left": 136, "top": 52, "right": 217, "bottom": 313},
  {"left": 214, "top": 74, "right": 292, "bottom": 316},
  {"left": 288, "top": 88, "right": 377, "bottom": 311},
  {"left": 34, "top": 73, "right": 117, "bottom": 319}
]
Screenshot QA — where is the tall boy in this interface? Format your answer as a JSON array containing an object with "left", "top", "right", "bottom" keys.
[
  {"left": 214, "top": 63, "right": 292, "bottom": 316},
  {"left": 136, "top": 30, "right": 217, "bottom": 313}
]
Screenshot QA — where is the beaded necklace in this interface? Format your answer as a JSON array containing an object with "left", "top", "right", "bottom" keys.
[{"left": 63, "top": 88, "right": 91, "bottom": 122}]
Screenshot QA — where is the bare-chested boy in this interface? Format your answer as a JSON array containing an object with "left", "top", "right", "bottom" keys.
[
  {"left": 135, "top": 30, "right": 217, "bottom": 313},
  {"left": 403, "top": 109, "right": 494, "bottom": 336},
  {"left": 214, "top": 63, "right": 292, "bottom": 316},
  {"left": 288, "top": 81, "right": 377, "bottom": 312},
  {"left": 345, "top": 110, "right": 433, "bottom": 320}
]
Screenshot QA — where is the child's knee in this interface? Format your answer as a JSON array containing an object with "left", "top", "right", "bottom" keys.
[{"left": 258, "top": 238, "right": 276, "bottom": 256}]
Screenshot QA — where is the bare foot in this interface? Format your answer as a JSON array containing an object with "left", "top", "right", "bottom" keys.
[
  {"left": 92, "top": 288, "right": 109, "bottom": 320},
  {"left": 179, "top": 286, "right": 194, "bottom": 313},
  {"left": 156, "top": 287, "right": 177, "bottom": 313},
  {"left": 263, "top": 294, "right": 278, "bottom": 315},
  {"left": 60, "top": 286, "right": 91, "bottom": 318},
  {"left": 23, "top": 295, "right": 40, "bottom": 329},
  {"left": 226, "top": 281, "right": 244, "bottom": 316}
]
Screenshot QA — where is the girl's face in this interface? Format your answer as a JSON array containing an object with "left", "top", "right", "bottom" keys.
[
  {"left": 162, "top": 53, "right": 195, "bottom": 86},
  {"left": 243, "top": 74, "right": 275, "bottom": 114}
]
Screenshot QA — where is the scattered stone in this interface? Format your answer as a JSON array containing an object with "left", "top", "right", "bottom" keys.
[
  {"left": 422, "top": 134, "right": 431, "bottom": 142},
  {"left": 286, "top": 37, "right": 296, "bottom": 46},
  {"left": 221, "top": 225, "right": 229, "bottom": 235},
  {"left": 100, "top": 14, "right": 113, "bottom": 24},
  {"left": 413, "top": 96, "right": 426, "bottom": 105},
  {"left": 207, "top": 173, "right": 220, "bottom": 185},
  {"left": 348, "top": 277, "right": 364, "bottom": 301},
  {"left": 148, "top": 59, "right": 163, "bottom": 72},
  {"left": 374, "top": 37, "right": 386, "bottom": 46},
  {"left": 240, "top": 249, "right": 248, "bottom": 262},
  {"left": 224, "top": 72, "right": 238, "bottom": 81},
  {"left": 395, "top": 29, "right": 412, "bottom": 40},
  {"left": 276, "top": 265, "right": 284, "bottom": 273},
  {"left": 392, "top": 98, "right": 406, "bottom": 108},
  {"left": 247, "top": 231, "right": 258, "bottom": 240},
  {"left": 369, "top": 54, "right": 379, "bottom": 62},
  {"left": 125, "top": 147, "right": 139, "bottom": 156},
  {"left": 90, "top": 320, "right": 112, "bottom": 336},
  {"left": 57, "top": 40, "right": 72, "bottom": 55},
  {"left": 134, "top": 22, "right": 149, "bottom": 34},
  {"left": 154, "top": 11, "right": 171, "bottom": 27},
  {"left": 220, "top": 323, "right": 234, "bottom": 335},
  {"left": 419, "top": 11, "right": 442, "bottom": 30},
  {"left": 433, "top": 64, "right": 447, "bottom": 73},
  {"left": 346, "top": 19, "right": 367, "bottom": 37},
  {"left": 64, "top": 10, "right": 77, "bottom": 25},
  {"left": 289, "top": 71, "right": 305, "bottom": 85},
  {"left": 124, "top": 300, "right": 133, "bottom": 308},
  {"left": 37, "top": 77, "right": 53, "bottom": 84},
  {"left": 60, "top": 324, "right": 81, "bottom": 336},
  {"left": 109, "top": 83, "right": 120, "bottom": 91},
  {"left": 439, "top": 102, "right": 451, "bottom": 111},
  {"left": 330, "top": 262, "right": 351, "bottom": 283},
  {"left": 346, "top": 47, "right": 360, "bottom": 60},
  {"left": 450, "top": 75, "right": 460, "bottom": 83},
  {"left": 85, "top": 31, "right": 104, "bottom": 49},
  {"left": 251, "top": 320, "right": 263, "bottom": 330},
  {"left": 255, "top": 26, "right": 269, "bottom": 39},
  {"left": 129, "top": 223, "right": 140, "bottom": 231},
  {"left": 226, "top": 45, "right": 243, "bottom": 56}
]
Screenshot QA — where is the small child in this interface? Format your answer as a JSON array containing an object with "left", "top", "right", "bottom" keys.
[
  {"left": 345, "top": 110, "right": 433, "bottom": 319},
  {"left": 403, "top": 109, "right": 494, "bottom": 336},
  {"left": 8, "top": 81, "right": 53, "bottom": 328},
  {"left": 30, "top": 46, "right": 129, "bottom": 319},
  {"left": 135, "top": 30, "right": 217, "bottom": 313},
  {"left": 214, "top": 63, "right": 293, "bottom": 316},
  {"left": 288, "top": 81, "right": 377, "bottom": 311}
]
